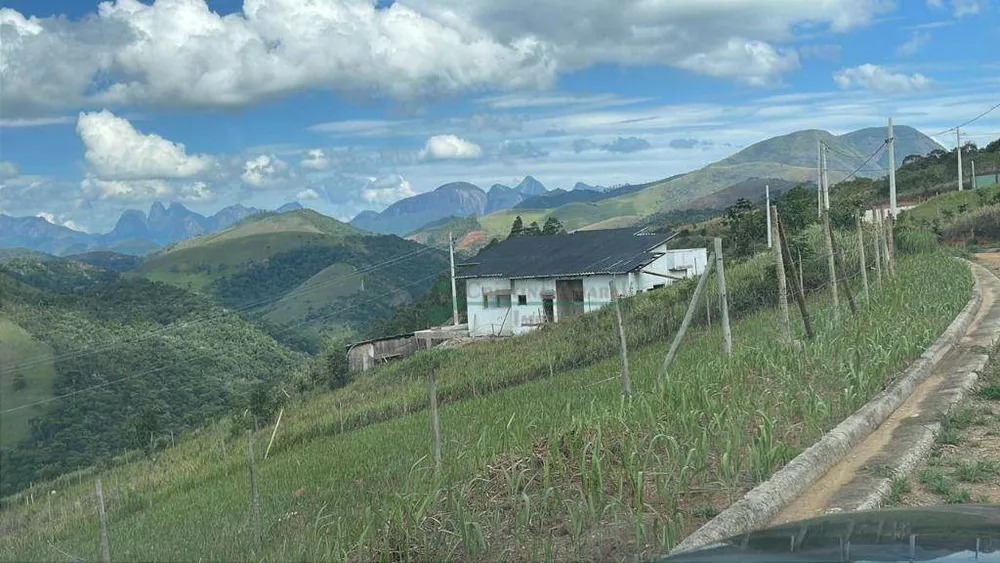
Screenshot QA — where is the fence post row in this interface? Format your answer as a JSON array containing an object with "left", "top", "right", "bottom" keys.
[
  {"left": 776, "top": 212, "right": 815, "bottom": 340},
  {"left": 829, "top": 226, "right": 858, "bottom": 315},
  {"left": 872, "top": 209, "right": 884, "bottom": 289},
  {"left": 609, "top": 280, "right": 632, "bottom": 398},
  {"left": 713, "top": 238, "right": 733, "bottom": 356},
  {"left": 771, "top": 205, "right": 791, "bottom": 343}
]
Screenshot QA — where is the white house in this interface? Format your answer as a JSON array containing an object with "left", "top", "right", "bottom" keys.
[{"left": 456, "top": 228, "right": 708, "bottom": 337}]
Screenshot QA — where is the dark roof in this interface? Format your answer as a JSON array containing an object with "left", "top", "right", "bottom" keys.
[
  {"left": 456, "top": 228, "right": 675, "bottom": 279},
  {"left": 345, "top": 333, "right": 414, "bottom": 351}
]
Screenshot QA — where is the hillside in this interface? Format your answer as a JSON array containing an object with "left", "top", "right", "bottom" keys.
[
  {"left": 0, "top": 219, "right": 973, "bottom": 561},
  {"left": 0, "top": 259, "right": 303, "bottom": 495},
  {"left": 139, "top": 209, "right": 449, "bottom": 351}
]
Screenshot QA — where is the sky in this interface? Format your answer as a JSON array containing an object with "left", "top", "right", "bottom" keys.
[{"left": 0, "top": 0, "right": 998, "bottom": 233}]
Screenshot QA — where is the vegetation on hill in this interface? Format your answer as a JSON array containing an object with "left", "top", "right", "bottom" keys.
[
  {"left": 0, "top": 199, "right": 974, "bottom": 560},
  {"left": 0, "top": 263, "right": 303, "bottom": 496}
]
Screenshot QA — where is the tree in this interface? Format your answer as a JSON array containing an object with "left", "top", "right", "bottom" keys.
[
  {"left": 723, "top": 198, "right": 766, "bottom": 258},
  {"left": 508, "top": 216, "right": 524, "bottom": 238},
  {"left": 775, "top": 185, "right": 817, "bottom": 234},
  {"left": 985, "top": 137, "right": 1000, "bottom": 153},
  {"left": 541, "top": 216, "right": 565, "bottom": 235},
  {"left": 522, "top": 221, "right": 542, "bottom": 236}
]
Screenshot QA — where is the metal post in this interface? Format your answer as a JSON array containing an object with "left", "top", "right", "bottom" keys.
[
  {"left": 714, "top": 238, "right": 732, "bottom": 356},
  {"left": 449, "top": 232, "right": 459, "bottom": 325},
  {"left": 888, "top": 117, "right": 897, "bottom": 217},
  {"left": 873, "top": 210, "right": 884, "bottom": 288},
  {"left": 609, "top": 280, "right": 632, "bottom": 398}
]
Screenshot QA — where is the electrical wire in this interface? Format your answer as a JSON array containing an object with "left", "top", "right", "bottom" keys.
[{"left": 927, "top": 100, "right": 1000, "bottom": 138}]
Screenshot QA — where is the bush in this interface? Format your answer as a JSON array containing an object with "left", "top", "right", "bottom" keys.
[{"left": 894, "top": 228, "right": 939, "bottom": 255}]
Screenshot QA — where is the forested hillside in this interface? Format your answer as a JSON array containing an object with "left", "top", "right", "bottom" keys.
[{"left": 0, "top": 261, "right": 303, "bottom": 496}]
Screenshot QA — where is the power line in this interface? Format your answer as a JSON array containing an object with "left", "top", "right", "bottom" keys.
[
  {"left": 1, "top": 268, "right": 450, "bottom": 416},
  {"left": 0, "top": 243, "right": 448, "bottom": 375},
  {"left": 823, "top": 140, "right": 889, "bottom": 185},
  {"left": 928, "top": 100, "right": 1000, "bottom": 138}
]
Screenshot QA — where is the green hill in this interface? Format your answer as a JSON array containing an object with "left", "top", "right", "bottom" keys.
[
  {"left": 0, "top": 260, "right": 303, "bottom": 496},
  {"left": 139, "top": 209, "right": 449, "bottom": 352},
  {"left": 0, "top": 224, "right": 972, "bottom": 561}
]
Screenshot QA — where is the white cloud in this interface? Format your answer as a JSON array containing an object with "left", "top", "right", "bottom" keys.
[
  {"left": 361, "top": 174, "right": 416, "bottom": 205},
  {"left": 677, "top": 39, "right": 799, "bottom": 86},
  {"left": 1, "top": 1, "right": 555, "bottom": 117},
  {"left": 896, "top": 31, "right": 930, "bottom": 57},
  {"left": 0, "top": 161, "right": 19, "bottom": 179},
  {"left": 300, "top": 149, "right": 329, "bottom": 170},
  {"left": 929, "top": 0, "right": 987, "bottom": 16},
  {"left": 76, "top": 110, "right": 214, "bottom": 181},
  {"left": 0, "top": 116, "right": 74, "bottom": 128},
  {"left": 833, "top": 64, "right": 931, "bottom": 92},
  {"left": 241, "top": 154, "right": 290, "bottom": 188},
  {"left": 80, "top": 176, "right": 171, "bottom": 202},
  {"left": 296, "top": 188, "right": 321, "bottom": 200},
  {"left": 35, "top": 211, "right": 87, "bottom": 232},
  {"left": 176, "top": 181, "right": 216, "bottom": 203},
  {"left": 420, "top": 135, "right": 483, "bottom": 160}
]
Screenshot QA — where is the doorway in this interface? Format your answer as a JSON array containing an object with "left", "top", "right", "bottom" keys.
[{"left": 555, "top": 279, "right": 585, "bottom": 320}]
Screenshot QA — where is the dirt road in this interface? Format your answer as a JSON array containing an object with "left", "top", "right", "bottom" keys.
[{"left": 771, "top": 257, "right": 1000, "bottom": 524}]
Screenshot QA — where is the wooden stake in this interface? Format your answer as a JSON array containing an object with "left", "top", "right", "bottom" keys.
[
  {"left": 264, "top": 408, "right": 283, "bottom": 460},
  {"left": 877, "top": 208, "right": 891, "bottom": 281},
  {"left": 246, "top": 431, "right": 262, "bottom": 555},
  {"left": 771, "top": 206, "right": 791, "bottom": 343},
  {"left": 857, "top": 214, "right": 870, "bottom": 301},
  {"left": 95, "top": 479, "right": 111, "bottom": 563},
  {"left": 872, "top": 209, "right": 884, "bottom": 289},
  {"left": 428, "top": 369, "right": 442, "bottom": 472},
  {"left": 830, "top": 227, "right": 858, "bottom": 315},
  {"left": 822, "top": 210, "right": 840, "bottom": 322},
  {"left": 662, "top": 254, "right": 716, "bottom": 375},
  {"left": 885, "top": 209, "right": 895, "bottom": 276},
  {"left": 777, "top": 214, "right": 815, "bottom": 340},
  {"left": 609, "top": 280, "right": 632, "bottom": 398},
  {"left": 797, "top": 249, "right": 804, "bottom": 293},
  {"left": 714, "top": 238, "right": 732, "bottom": 356}
]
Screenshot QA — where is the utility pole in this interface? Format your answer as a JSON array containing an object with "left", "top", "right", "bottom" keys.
[
  {"left": 822, "top": 144, "right": 830, "bottom": 211},
  {"left": 817, "top": 140, "right": 823, "bottom": 218},
  {"left": 449, "top": 232, "right": 459, "bottom": 325},
  {"left": 765, "top": 184, "right": 772, "bottom": 249},
  {"left": 714, "top": 238, "right": 732, "bottom": 356},
  {"left": 888, "top": 117, "right": 897, "bottom": 218},
  {"left": 972, "top": 160, "right": 977, "bottom": 190},
  {"left": 957, "top": 127, "right": 964, "bottom": 191},
  {"left": 821, "top": 150, "right": 840, "bottom": 322}
]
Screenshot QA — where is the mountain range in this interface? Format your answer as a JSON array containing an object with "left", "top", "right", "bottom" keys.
[
  {"left": 349, "top": 175, "right": 554, "bottom": 235},
  {"left": 0, "top": 201, "right": 303, "bottom": 256}
]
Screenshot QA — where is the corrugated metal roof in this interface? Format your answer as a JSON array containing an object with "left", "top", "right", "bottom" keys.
[{"left": 456, "top": 228, "right": 675, "bottom": 279}]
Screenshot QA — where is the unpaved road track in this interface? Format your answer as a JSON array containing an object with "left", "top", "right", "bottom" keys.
[{"left": 771, "top": 260, "right": 1000, "bottom": 525}]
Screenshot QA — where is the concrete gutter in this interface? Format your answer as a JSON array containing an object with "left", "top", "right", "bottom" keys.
[{"left": 671, "top": 262, "right": 984, "bottom": 554}]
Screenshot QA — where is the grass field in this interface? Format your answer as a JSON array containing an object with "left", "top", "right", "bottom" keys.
[
  {"left": 0, "top": 318, "right": 56, "bottom": 448},
  {"left": 262, "top": 262, "right": 361, "bottom": 325},
  {"left": 0, "top": 243, "right": 972, "bottom": 561},
  {"left": 897, "top": 184, "right": 1000, "bottom": 224}
]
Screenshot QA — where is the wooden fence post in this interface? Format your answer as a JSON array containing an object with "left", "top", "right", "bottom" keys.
[
  {"left": 264, "top": 408, "right": 283, "bottom": 460},
  {"left": 822, "top": 210, "right": 840, "bottom": 322},
  {"left": 713, "top": 238, "right": 732, "bottom": 356},
  {"left": 246, "top": 431, "right": 262, "bottom": 555},
  {"left": 857, "top": 214, "right": 870, "bottom": 300},
  {"left": 609, "top": 281, "right": 632, "bottom": 398},
  {"left": 831, "top": 228, "right": 858, "bottom": 315},
  {"left": 662, "top": 254, "right": 716, "bottom": 375},
  {"left": 771, "top": 206, "right": 791, "bottom": 343},
  {"left": 872, "top": 209, "right": 883, "bottom": 289},
  {"left": 428, "top": 369, "right": 442, "bottom": 473},
  {"left": 95, "top": 479, "right": 111, "bottom": 563},
  {"left": 777, "top": 214, "right": 815, "bottom": 340}
]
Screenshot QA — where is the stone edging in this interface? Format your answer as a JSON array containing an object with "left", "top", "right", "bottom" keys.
[{"left": 670, "top": 260, "right": 984, "bottom": 554}]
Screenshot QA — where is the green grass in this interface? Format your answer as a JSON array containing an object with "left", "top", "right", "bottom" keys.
[
  {"left": 262, "top": 262, "right": 361, "bottom": 325},
  {"left": 887, "top": 476, "right": 911, "bottom": 505},
  {"left": 954, "top": 460, "right": 999, "bottom": 483},
  {"left": 0, "top": 318, "right": 56, "bottom": 447},
  {"left": 0, "top": 251, "right": 972, "bottom": 562}
]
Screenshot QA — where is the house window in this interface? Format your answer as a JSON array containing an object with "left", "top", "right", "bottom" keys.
[
  {"left": 483, "top": 294, "right": 489, "bottom": 309},
  {"left": 495, "top": 293, "right": 512, "bottom": 308},
  {"left": 517, "top": 295, "right": 527, "bottom": 305}
]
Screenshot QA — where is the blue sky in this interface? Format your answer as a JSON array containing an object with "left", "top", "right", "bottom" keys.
[{"left": 0, "top": 0, "right": 998, "bottom": 233}]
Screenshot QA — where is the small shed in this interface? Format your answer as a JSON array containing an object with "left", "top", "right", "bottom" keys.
[{"left": 345, "top": 333, "right": 418, "bottom": 372}]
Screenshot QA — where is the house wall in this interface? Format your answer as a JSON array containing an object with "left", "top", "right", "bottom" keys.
[
  {"left": 347, "top": 336, "right": 420, "bottom": 372},
  {"left": 466, "top": 277, "right": 516, "bottom": 337}
]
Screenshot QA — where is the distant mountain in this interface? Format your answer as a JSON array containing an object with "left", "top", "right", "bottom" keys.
[
  {"left": 1, "top": 202, "right": 274, "bottom": 256},
  {"left": 839, "top": 125, "right": 941, "bottom": 170},
  {"left": 573, "top": 182, "right": 602, "bottom": 191},
  {"left": 485, "top": 184, "right": 525, "bottom": 214},
  {"left": 351, "top": 182, "right": 488, "bottom": 235},
  {"left": 277, "top": 202, "right": 304, "bottom": 213},
  {"left": 514, "top": 175, "right": 548, "bottom": 196}
]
